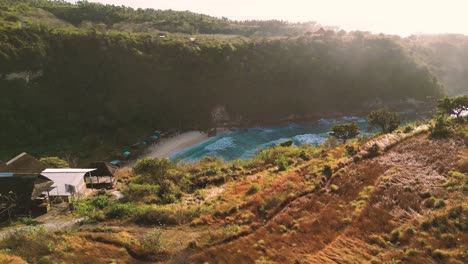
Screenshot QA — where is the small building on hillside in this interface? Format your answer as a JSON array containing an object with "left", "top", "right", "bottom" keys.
[
  {"left": 86, "top": 162, "right": 117, "bottom": 189},
  {"left": 41, "top": 168, "right": 96, "bottom": 201},
  {"left": 6, "top": 152, "right": 46, "bottom": 174},
  {"left": 0, "top": 173, "right": 54, "bottom": 219}
]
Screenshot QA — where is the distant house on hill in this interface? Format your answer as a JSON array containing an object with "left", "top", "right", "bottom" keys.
[
  {"left": 41, "top": 168, "right": 96, "bottom": 201},
  {"left": 6, "top": 152, "right": 46, "bottom": 174},
  {"left": 0, "top": 173, "right": 54, "bottom": 219},
  {"left": 314, "top": 28, "right": 327, "bottom": 35}
]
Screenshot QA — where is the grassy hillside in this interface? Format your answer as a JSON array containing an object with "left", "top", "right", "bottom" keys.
[{"left": 0, "top": 118, "right": 466, "bottom": 263}]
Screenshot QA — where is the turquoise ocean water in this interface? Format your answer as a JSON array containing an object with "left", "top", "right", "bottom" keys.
[{"left": 170, "top": 114, "right": 422, "bottom": 162}]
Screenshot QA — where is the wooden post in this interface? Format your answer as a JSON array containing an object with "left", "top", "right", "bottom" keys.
[
  {"left": 47, "top": 190, "right": 52, "bottom": 207},
  {"left": 89, "top": 172, "right": 94, "bottom": 189}
]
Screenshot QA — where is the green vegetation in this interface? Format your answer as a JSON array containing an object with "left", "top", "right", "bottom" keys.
[
  {"left": 437, "top": 95, "right": 468, "bottom": 121},
  {"left": 0, "top": 0, "right": 443, "bottom": 161},
  {"left": 330, "top": 122, "right": 359, "bottom": 143},
  {"left": 39, "top": 156, "right": 69, "bottom": 168},
  {"left": 368, "top": 110, "right": 401, "bottom": 133}
]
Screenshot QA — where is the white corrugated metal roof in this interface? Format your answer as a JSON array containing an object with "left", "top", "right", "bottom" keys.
[
  {"left": 43, "top": 168, "right": 96, "bottom": 173},
  {"left": 42, "top": 168, "right": 96, "bottom": 196}
]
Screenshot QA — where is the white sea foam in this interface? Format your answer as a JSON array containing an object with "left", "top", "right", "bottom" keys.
[
  {"left": 205, "top": 137, "right": 236, "bottom": 151},
  {"left": 293, "top": 133, "right": 328, "bottom": 145}
]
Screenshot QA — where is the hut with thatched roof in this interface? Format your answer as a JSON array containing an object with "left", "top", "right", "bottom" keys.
[
  {"left": 86, "top": 161, "right": 117, "bottom": 189},
  {"left": 6, "top": 152, "right": 45, "bottom": 174}
]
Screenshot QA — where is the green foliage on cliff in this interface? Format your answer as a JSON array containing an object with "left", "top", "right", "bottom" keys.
[{"left": 0, "top": 0, "right": 443, "bottom": 160}]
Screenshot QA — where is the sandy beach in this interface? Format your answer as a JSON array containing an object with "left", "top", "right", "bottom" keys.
[{"left": 128, "top": 131, "right": 209, "bottom": 165}]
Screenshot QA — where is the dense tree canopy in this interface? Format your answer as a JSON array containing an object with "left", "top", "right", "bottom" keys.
[{"left": 0, "top": 0, "right": 444, "bottom": 160}]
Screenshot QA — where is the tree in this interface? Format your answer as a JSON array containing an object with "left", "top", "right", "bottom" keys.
[
  {"left": 39, "top": 157, "right": 69, "bottom": 168},
  {"left": 437, "top": 96, "right": 468, "bottom": 121},
  {"left": 330, "top": 122, "right": 359, "bottom": 143},
  {"left": 368, "top": 110, "right": 400, "bottom": 133},
  {"left": 133, "top": 158, "right": 175, "bottom": 184}
]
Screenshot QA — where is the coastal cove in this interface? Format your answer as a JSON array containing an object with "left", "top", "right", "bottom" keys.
[{"left": 167, "top": 113, "right": 424, "bottom": 162}]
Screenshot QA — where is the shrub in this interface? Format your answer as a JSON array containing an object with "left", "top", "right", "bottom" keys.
[
  {"left": 279, "top": 140, "right": 293, "bottom": 147},
  {"left": 322, "top": 165, "right": 333, "bottom": 178},
  {"left": 403, "top": 125, "right": 413, "bottom": 133},
  {"left": 39, "top": 157, "right": 69, "bottom": 168},
  {"left": 420, "top": 220, "right": 432, "bottom": 231},
  {"left": 424, "top": 197, "right": 436, "bottom": 208},
  {"left": 367, "top": 143, "right": 380, "bottom": 158},
  {"left": 440, "top": 234, "right": 457, "bottom": 248},
  {"left": 90, "top": 195, "right": 110, "bottom": 209},
  {"left": 157, "top": 180, "right": 181, "bottom": 204},
  {"left": 246, "top": 183, "right": 260, "bottom": 195},
  {"left": 345, "top": 145, "right": 357, "bottom": 156},
  {"left": 434, "top": 199, "right": 446, "bottom": 208},
  {"left": 274, "top": 156, "right": 289, "bottom": 171},
  {"left": 133, "top": 158, "right": 175, "bottom": 184},
  {"left": 106, "top": 203, "right": 137, "bottom": 218},
  {"left": 432, "top": 249, "right": 451, "bottom": 260},
  {"left": 141, "top": 228, "right": 165, "bottom": 252},
  {"left": 390, "top": 229, "right": 400, "bottom": 243},
  {"left": 430, "top": 115, "right": 451, "bottom": 138},
  {"left": 124, "top": 183, "right": 160, "bottom": 202},
  {"left": 135, "top": 208, "right": 177, "bottom": 226}
]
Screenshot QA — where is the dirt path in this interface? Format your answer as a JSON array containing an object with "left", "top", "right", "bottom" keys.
[{"left": 0, "top": 217, "right": 86, "bottom": 240}]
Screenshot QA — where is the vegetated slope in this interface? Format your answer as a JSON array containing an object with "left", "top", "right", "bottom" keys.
[
  {"left": 405, "top": 34, "right": 468, "bottom": 96},
  {"left": 0, "top": 1, "right": 442, "bottom": 160},
  {"left": 4, "top": 0, "right": 323, "bottom": 36},
  {"left": 192, "top": 131, "right": 467, "bottom": 263},
  {"left": 0, "top": 125, "right": 466, "bottom": 263}
]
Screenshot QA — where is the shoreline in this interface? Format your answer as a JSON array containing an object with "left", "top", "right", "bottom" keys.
[{"left": 127, "top": 131, "right": 210, "bottom": 166}]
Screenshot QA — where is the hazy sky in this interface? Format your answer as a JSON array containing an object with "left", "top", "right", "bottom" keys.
[{"left": 71, "top": 0, "right": 468, "bottom": 36}]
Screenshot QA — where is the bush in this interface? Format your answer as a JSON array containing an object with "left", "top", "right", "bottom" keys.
[
  {"left": 322, "top": 165, "right": 333, "bottom": 178},
  {"left": 430, "top": 115, "right": 451, "bottom": 138},
  {"left": 134, "top": 158, "right": 175, "bottom": 184},
  {"left": 367, "top": 143, "right": 380, "bottom": 158},
  {"left": 39, "top": 157, "right": 69, "bottom": 168},
  {"left": 124, "top": 183, "right": 160, "bottom": 202},
  {"left": 90, "top": 195, "right": 111, "bottom": 209},
  {"left": 246, "top": 183, "right": 260, "bottom": 195},
  {"left": 345, "top": 145, "right": 357, "bottom": 156},
  {"left": 279, "top": 140, "right": 293, "bottom": 147},
  {"left": 106, "top": 203, "right": 137, "bottom": 218},
  {"left": 141, "top": 228, "right": 165, "bottom": 252},
  {"left": 434, "top": 199, "right": 446, "bottom": 208},
  {"left": 158, "top": 180, "right": 181, "bottom": 204},
  {"left": 432, "top": 249, "right": 451, "bottom": 260},
  {"left": 274, "top": 156, "right": 289, "bottom": 171},
  {"left": 403, "top": 125, "right": 413, "bottom": 133},
  {"left": 135, "top": 208, "right": 176, "bottom": 225}
]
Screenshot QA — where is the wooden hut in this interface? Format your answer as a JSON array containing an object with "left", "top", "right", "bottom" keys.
[
  {"left": 86, "top": 162, "right": 117, "bottom": 189},
  {"left": 0, "top": 173, "right": 54, "bottom": 220}
]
